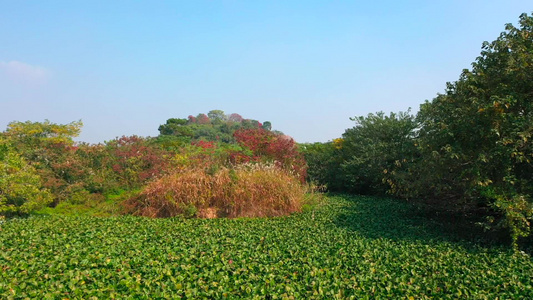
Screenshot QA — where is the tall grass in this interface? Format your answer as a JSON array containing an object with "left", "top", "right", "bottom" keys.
[{"left": 124, "top": 163, "right": 306, "bottom": 218}]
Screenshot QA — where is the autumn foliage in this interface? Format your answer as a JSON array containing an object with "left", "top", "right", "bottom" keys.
[
  {"left": 105, "top": 136, "right": 171, "bottom": 187},
  {"left": 233, "top": 128, "right": 307, "bottom": 182}
]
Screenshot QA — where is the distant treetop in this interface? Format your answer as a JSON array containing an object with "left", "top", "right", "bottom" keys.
[{"left": 157, "top": 110, "right": 276, "bottom": 145}]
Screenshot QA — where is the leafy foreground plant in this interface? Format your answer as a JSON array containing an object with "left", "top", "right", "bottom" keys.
[{"left": 1, "top": 195, "right": 532, "bottom": 299}]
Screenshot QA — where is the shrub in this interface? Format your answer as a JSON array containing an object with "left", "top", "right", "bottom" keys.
[
  {"left": 105, "top": 136, "right": 171, "bottom": 188},
  {"left": 2, "top": 120, "right": 86, "bottom": 205},
  {"left": 124, "top": 163, "right": 306, "bottom": 218},
  {"left": 233, "top": 128, "right": 307, "bottom": 182},
  {"left": 216, "top": 163, "right": 305, "bottom": 217}
]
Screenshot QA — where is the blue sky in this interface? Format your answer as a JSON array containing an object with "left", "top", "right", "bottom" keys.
[{"left": 1, "top": 1, "right": 531, "bottom": 143}]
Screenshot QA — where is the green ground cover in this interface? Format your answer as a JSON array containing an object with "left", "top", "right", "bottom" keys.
[{"left": 1, "top": 195, "right": 532, "bottom": 299}]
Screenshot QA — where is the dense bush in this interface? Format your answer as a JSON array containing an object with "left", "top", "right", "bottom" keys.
[
  {"left": 301, "top": 140, "right": 344, "bottom": 191},
  {"left": 302, "top": 111, "right": 417, "bottom": 195},
  {"left": 72, "top": 143, "right": 118, "bottom": 194},
  {"left": 124, "top": 163, "right": 306, "bottom": 218},
  {"left": 130, "top": 128, "right": 309, "bottom": 219},
  {"left": 0, "top": 114, "right": 307, "bottom": 219},
  {"left": 104, "top": 136, "right": 172, "bottom": 188},
  {"left": 1, "top": 120, "right": 82, "bottom": 156},
  {"left": 157, "top": 110, "right": 270, "bottom": 145},
  {"left": 1, "top": 120, "right": 83, "bottom": 205}
]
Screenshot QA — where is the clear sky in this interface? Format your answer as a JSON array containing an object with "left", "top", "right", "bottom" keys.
[{"left": 1, "top": 1, "right": 531, "bottom": 143}]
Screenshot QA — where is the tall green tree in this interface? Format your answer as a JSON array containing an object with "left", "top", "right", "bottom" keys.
[
  {"left": 414, "top": 13, "right": 533, "bottom": 246},
  {"left": 1, "top": 120, "right": 85, "bottom": 204},
  {"left": 0, "top": 138, "right": 52, "bottom": 216},
  {"left": 341, "top": 111, "right": 418, "bottom": 195},
  {"left": 158, "top": 118, "right": 194, "bottom": 143},
  {"left": 207, "top": 110, "right": 227, "bottom": 124},
  {"left": 300, "top": 141, "right": 344, "bottom": 191},
  {"left": 3, "top": 120, "right": 82, "bottom": 154}
]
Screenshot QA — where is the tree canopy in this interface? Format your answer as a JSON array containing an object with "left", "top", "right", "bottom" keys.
[{"left": 156, "top": 110, "right": 273, "bottom": 145}]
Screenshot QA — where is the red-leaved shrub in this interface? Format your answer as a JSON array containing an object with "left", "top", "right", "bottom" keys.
[
  {"left": 105, "top": 136, "right": 170, "bottom": 187},
  {"left": 233, "top": 128, "right": 307, "bottom": 182}
]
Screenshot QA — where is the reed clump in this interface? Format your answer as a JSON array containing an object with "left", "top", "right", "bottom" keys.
[{"left": 124, "top": 163, "right": 306, "bottom": 218}]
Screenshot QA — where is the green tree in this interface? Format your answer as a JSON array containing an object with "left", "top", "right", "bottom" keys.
[
  {"left": 158, "top": 118, "right": 194, "bottom": 142},
  {"left": 262, "top": 121, "right": 272, "bottom": 131},
  {"left": 341, "top": 111, "right": 418, "bottom": 195},
  {"left": 300, "top": 141, "right": 344, "bottom": 191},
  {"left": 0, "top": 139, "right": 52, "bottom": 216},
  {"left": 207, "top": 110, "right": 227, "bottom": 124},
  {"left": 3, "top": 119, "right": 82, "bottom": 154},
  {"left": 414, "top": 13, "right": 533, "bottom": 246},
  {"left": 2, "top": 120, "right": 85, "bottom": 204}
]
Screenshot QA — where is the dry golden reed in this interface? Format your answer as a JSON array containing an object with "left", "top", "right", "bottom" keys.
[{"left": 124, "top": 163, "right": 306, "bottom": 218}]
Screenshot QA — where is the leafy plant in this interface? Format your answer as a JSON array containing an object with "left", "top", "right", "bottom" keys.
[
  {"left": 300, "top": 141, "right": 345, "bottom": 191},
  {"left": 1, "top": 195, "right": 532, "bottom": 298},
  {"left": 105, "top": 136, "right": 171, "bottom": 188}
]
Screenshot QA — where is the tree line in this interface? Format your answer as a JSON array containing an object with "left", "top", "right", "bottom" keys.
[
  {"left": 303, "top": 13, "right": 533, "bottom": 248},
  {"left": 0, "top": 111, "right": 306, "bottom": 218}
]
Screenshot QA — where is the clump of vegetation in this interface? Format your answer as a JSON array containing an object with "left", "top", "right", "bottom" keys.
[
  {"left": 232, "top": 128, "right": 307, "bottom": 182},
  {"left": 411, "top": 13, "right": 533, "bottom": 247},
  {"left": 124, "top": 163, "right": 306, "bottom": 218}
]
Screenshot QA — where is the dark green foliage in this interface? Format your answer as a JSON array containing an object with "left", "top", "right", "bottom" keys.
[
  {"left": 1, "top": 195, "right": 532, "bottom": 298},
  {"left": 155, "top": 135, "right": 196, "bottom": 151},
  {"left": 341, "top": 111, "right": 418, "bottom": 195},
  {"left": 262, "top": 121, "right": 272, "bottom": 131},
  {"left": 158, "top": 118, "right": 193, "bottom": 137},
  {"left": 410, "top": 13, "right": 533, "bottom": 246},
  {"left": 303, "top": 111, "right": 417, "bottom": 194},
  {"left": 300, "top": 141, "right": 344, "bottom": 191}
]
